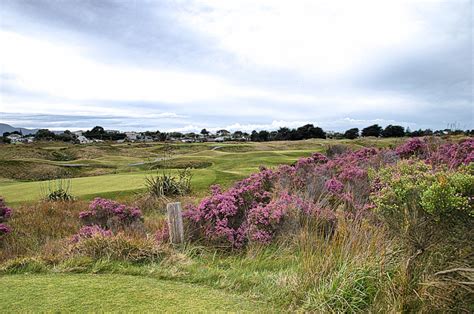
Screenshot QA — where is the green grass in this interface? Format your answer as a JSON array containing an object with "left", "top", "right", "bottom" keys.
[
  {"left": 0, "top": 138, "right": 403, "bottom": 204},
  {"left": 0, "top": 274, "right": 269, "bottom": 312},
  {"left": 0, "top": 142, "right": 325, "bottom": 203}
]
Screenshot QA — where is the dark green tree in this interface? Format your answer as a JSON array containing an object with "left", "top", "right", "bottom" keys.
[
  {"left": 361, "top": 124, "right": 383, "bottom": 137},
  {"left": 382, "top": 125, "right": 405, "bottom": 138},
  {"left": 344, "top": 128, "right": 359, "bottom": 139}
]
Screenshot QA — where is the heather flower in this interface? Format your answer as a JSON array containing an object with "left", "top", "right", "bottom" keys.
[
  {"left": 325, "top": 178, "right": 344, "bottom": 194},
  {"left": 80, "top": 198, "right": 143, "bottom": 230},
  {"left": 396, "top": 138, "right": 427, "bottom": 158},
  {"left": 155, "top": 223, "right": 170, "bottom": 244},
  {"left": 0, "top": 197, "right": 13, "bottom": 238},
  {"left": 0, "top": 197, "right": 12, "bottom": 222},
  {"left": 0, "top": 223, "right": 11, "bottom": 237},
  {"left": 71, "top": 225, "right": 113, "bottom": 243}
]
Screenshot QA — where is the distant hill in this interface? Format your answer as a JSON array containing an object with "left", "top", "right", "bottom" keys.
[{"left": 0, "top": 123, "right": 38, "bottom": 135}]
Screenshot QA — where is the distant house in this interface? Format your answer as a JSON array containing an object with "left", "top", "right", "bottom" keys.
[
  {"left": 216, "top": 130, "right": 231, "bottom": 137},
  {"left": 125, "top": 132, "right": 138, "bottom": 141},
  {"left": 77, "top": 135, "right": 92, "bottom": 144},
  {"left": 7, "top": 134, "right": 23, "bottom": 144},
  {"left": 73, "top": 131, "right": 83, "bottom": 137},
  {"left": 214, "top": 137, "right": 226, "bottom": 142},
  {"left": 24, "top": 136, "right": 35, "bottom": 143}
]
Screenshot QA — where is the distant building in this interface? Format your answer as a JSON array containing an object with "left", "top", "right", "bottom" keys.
[
  {"left": 125, "top": 132, "right": 138, "bottom": 141},
  {"left": 73, "top": 131, "right": 83, "bottom": 137},
  {"left": 77, "top": 135, "right": 92, "bottom": 144},
  {"left": 7, "top": 134, "right": 23, "bottom": 144}
]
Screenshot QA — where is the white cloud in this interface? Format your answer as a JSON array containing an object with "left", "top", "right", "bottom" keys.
[{"left": 180, "top": 0, "right": 424, "bottom": 78}]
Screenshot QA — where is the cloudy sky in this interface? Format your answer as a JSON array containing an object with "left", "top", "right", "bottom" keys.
[{"left": 0, "top": 0, "right": 472, "bottom": 132}]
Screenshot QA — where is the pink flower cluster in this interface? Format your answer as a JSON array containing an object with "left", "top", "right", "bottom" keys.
[
  {"left": 185, "top": 168, "right": 276, "bottom": 247},
  {"left": 396, "top": 137, "right": 474, "bottom": 169},
  {"left": 396, "top": 138, "right": 427, "bottom": 158},
  {"left": 0, "top": 197, "right": 12, "bottom": 238},
  {"left": 428, "top": 138, "right": 474, "bottom": 169},
  {"left": 79, "top": 198, "right": 143, "bottom": 230},
  {"left": 71, "top": 225, "right": 113, "bottom": 243}
]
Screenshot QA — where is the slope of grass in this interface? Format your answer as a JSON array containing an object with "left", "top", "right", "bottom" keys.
[
  {"left": 0, "top": 274, "right": 268, "bottom": 312},
  {"left": 0, "top": 148, "right": 319, "bottom": 204}
]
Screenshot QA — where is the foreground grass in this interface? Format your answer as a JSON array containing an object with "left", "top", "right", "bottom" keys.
[{"left": 0, "top": 273, "right": 269, "bottom": 312}]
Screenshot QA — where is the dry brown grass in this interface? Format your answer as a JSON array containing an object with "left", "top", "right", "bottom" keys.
[{"left": 0, "top": 200, "right": 84, "bottom": 262}]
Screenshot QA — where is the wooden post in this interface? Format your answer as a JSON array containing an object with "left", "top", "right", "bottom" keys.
[{"left": 167, "top": 202, "right": 184, "bottom": 244}]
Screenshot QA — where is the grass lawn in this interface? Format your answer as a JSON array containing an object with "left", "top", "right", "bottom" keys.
[
  {"left": 0, "top": 138, "right": 403, "bottom": 204},
  {"left": 0, "top": 145, "right": 320, "bottom": 204},
  {"left": 0, "top": 274, "right": 269, "bottom": 312}
]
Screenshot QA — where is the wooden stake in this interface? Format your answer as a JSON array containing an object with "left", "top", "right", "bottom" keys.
[{"left": 167, "top": 202, "right": 184, "bottom": 244}]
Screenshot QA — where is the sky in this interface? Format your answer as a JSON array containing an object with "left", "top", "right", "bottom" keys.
[{"left": 0, "top": 0, "right": 472, "bottom": 132}]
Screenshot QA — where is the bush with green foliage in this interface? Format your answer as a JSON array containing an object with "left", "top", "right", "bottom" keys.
[
  {"left": 145, "top": 168, "right": 192, "bottom": 198},
  {"left": 41, "top": 179, "right": 75, "bottom": 201}
]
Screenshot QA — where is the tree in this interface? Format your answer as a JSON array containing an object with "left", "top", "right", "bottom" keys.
[
  {"left": 200, "top": 129, "right": 209, "bottom": 136},
  {"left": 275, "top": 127, "right": 291, "bottom": 140},
  {"left": 257, "top": 130, "right": 270, "bottom": 141},
  {"left": 232, "top": 131, "right": 243, "bottom": 138},
  {"left": 295, "top": 124, "right": 326, "bottom": 140},
  {"left": 361, "top": 124, "right": 383, "bottom": 137},
  {"left": 34, "top": 129, "right": 56, "bottom": 141},
  {"left": 250, "top": 130, "right": 259, "bottom": 142},
  {"left": 344, "top": 128, "right": 359, "bottom": 139},
  {"left": 381, "top": 125, "right": 405, "bottom": 138},
  {"left": 56, "top": 130, "right": 76, "bottom": 142},
  {"left": 216, "top": 129, "right": 230, "bottom": 137}
]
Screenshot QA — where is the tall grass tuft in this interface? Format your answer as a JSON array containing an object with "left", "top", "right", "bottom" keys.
[
  {"left": 0, "top": 201, "right": 84, "bottom": 262},
  {"left": 145, "top": 168, "right": 192, "bottom": 199},
  {"left": 40, "top": 179, "right": 75, "bottom": 201}
]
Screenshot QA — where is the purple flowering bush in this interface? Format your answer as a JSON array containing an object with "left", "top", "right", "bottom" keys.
[
  {"left": 79, "top": 198, "right": 143, "bottom": 231},
  {"left": 0, "top": 197, "right": 13, "bottom": 239},
  {"left": 185, "top": 137, "right": 474, "bottom": 248}
]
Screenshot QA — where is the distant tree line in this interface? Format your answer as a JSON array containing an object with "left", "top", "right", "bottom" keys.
[{"left": 1, "top": 123, "right": 473, "bottom": 144}]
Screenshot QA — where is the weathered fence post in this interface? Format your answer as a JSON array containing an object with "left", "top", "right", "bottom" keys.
[{"left": 167, "top": 202, "right": 184, "bottom": 244}]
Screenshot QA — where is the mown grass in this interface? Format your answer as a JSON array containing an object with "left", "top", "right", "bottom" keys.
[
  {"left": 0, "top": 141, "right": 330, "bottom": 204},
  {"left": 0, "top": 274, "right": 269, "bottom": 312}
]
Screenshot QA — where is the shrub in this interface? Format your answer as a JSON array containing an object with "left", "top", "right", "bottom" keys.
[
  {"left": 79, "top": 198, "right": 143, "bottom": 231},
  {"left": 370, "top": 160, "right": 474, "bottom": 311},
  {"left": 145, "top": 168, "right": 192, "bottom": 198},
  {"left": 41, "top": 179, "right": 75, "bottom": 201},
  {"left": 68, "top": 232, "right": 166, "bottom": 263},
  {"left": 371, "top": 160, "right": 473, "bottom": 223},
  {"left": 0, "top": 197, "right": 13, "bottom": 239},
  {"left": 0, "top": 201, "right": 83, "bottom": 262}
]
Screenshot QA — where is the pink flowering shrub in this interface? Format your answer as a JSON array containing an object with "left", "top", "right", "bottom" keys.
[
  {"left": 0, "top": 197, "right": 13, "bottom": 238},
  {"left": 79, "top": 198, "right": 143, "bottom": 231},
  {"left": 185, "top": 168, "right": 276, "bottom": 247},
  {"left": 185, "top": 137, "right": 473, "bottom": 249},
  {"left": 428, "top": 138, "right": 474, "bottom": 169},
  {"left": 71, "top": 225, "right": 113, "bottom": 243},
  {"left": 396, "top": 138, "right": 428, "bottom": 158}
]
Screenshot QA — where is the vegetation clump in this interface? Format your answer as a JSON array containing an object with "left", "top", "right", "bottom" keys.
[
  {"left": 41, "top": 179, "right": 75, "bottom": 201},
  {"left": 145, "top": 168, "right": 192, "bottom": 199},
  {"left": 79, "top": 198, "right": 143, "bottom": 231},
  {"left": 0, "top": 197, "right": 13, "bottom": 239}
]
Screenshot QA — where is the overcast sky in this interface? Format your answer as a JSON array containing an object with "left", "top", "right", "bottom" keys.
[{"left": 0, "top": 0, "right": 472, "bottom": 132}]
